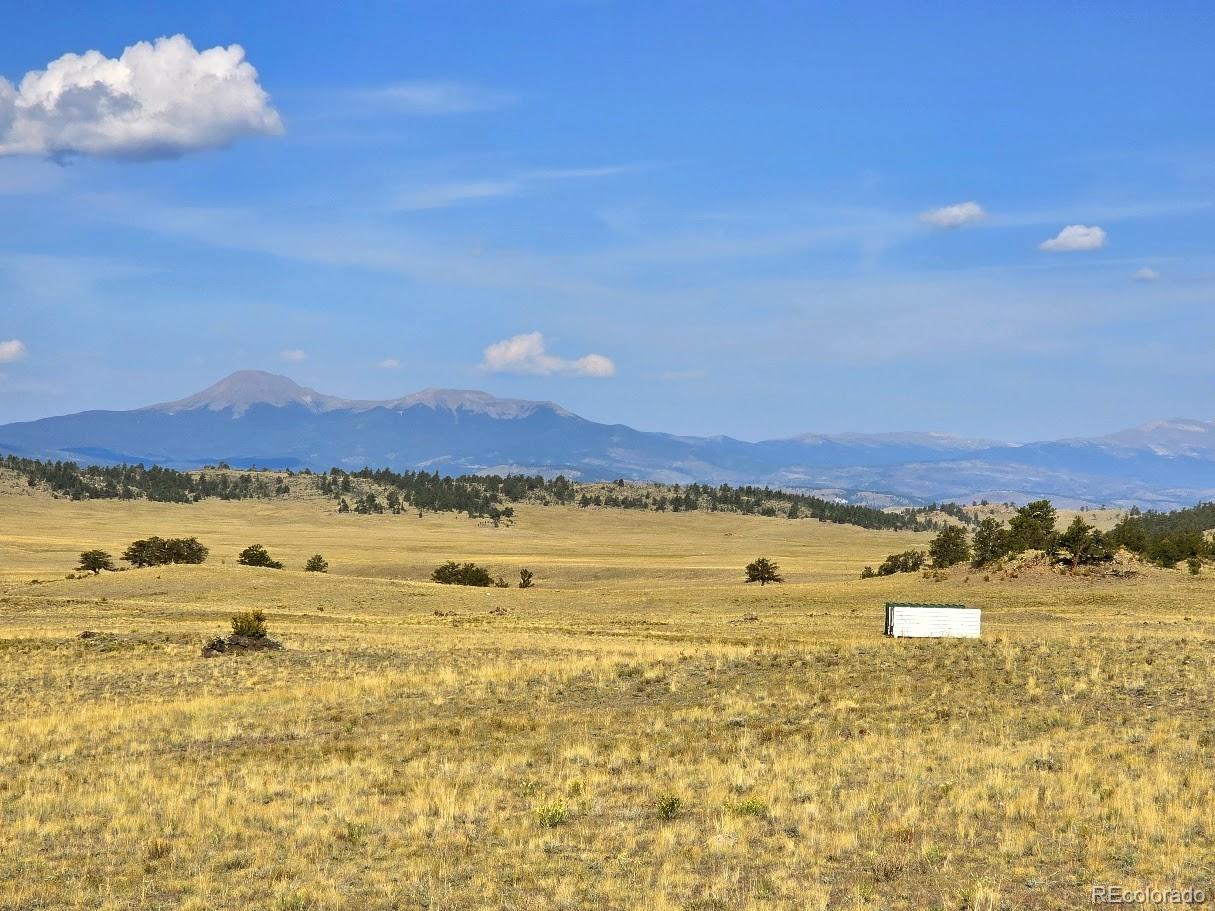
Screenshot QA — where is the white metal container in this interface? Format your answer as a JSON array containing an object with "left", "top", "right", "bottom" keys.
[{"left": 884, "top": 603, "right": 981, "bottom": 638}]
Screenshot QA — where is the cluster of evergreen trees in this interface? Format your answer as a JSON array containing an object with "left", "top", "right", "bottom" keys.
[
  {"left": 318, "top": 467, "right": 938, "bottom": 530},
  {"left": 122, "top": 536, "right": 209, "bottom": 567},
  {"left": 1105, "top": 503, "right": 1215, "bottom": 567},
  {"left": 1, "top": 455, "right": 285, "bottom": 503},
  {"left": 861, "top": 549, "right": 926, "bottom": 578},
  {"left": 863, "top": 497, "right": 1215, "bottom": 577},
  {"left": 570, "top": 480, "right": 943, "bottom": 531}
]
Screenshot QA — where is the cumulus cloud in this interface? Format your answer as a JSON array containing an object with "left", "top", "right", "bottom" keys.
[
  {"left": 481, "top": 332, "right": 615, "bottom": 377},
  {"left": 0, "top": 34, "right": 282, "bottom": 160},
  {"left": 1133, "top": 267, "right": 1160, "bottom": 282},
  {"left": 919, "top": 201, "right": 987, "bottom": 229},
  {"left": 279, "top": 348, "right": 307, "bottom": 362},
  {"left": 1039, "top": 225, "right": 1106, "bottom": 252},
  {"left": 377, "top": 357, "right": 401, "bottom": 369},
  {"left": 0, "top": 339, "right": 26, "bottom": 362}
]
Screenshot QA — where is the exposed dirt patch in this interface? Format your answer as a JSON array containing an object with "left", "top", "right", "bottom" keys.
[{"left": 201, "top": 634, "right": 284, "bottom": 657}]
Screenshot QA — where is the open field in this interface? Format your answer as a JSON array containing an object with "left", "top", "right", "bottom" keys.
[{"left": 1, "top": 490, "right": 1213, "bottom": 910}]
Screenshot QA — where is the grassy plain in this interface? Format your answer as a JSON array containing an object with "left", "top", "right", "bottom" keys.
[{"left": 1, "top": 484, "right": 1213, "bottom": 910}]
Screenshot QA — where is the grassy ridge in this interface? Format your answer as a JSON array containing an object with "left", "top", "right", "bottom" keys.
[{"left": 3, "top": 454, "right": 952, "bottom": 531}]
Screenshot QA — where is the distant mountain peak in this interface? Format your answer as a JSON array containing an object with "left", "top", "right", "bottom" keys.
[
  {"left": 788, "top": 430, "right": 1006, "bottom": 451},
  {"left": 144, "top": 370, "right": 350, "bottom": 416},
  {"left": 1092, "top": 417, "right": 1215, "bottom": 457},
  {"left": 143, "top": 370, "right": 576, "bottom": 420},
  {"left": 388, "top": 388, "right": 574, "bottom": 419}
]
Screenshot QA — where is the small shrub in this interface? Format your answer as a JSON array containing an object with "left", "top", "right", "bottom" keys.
[
  {"left": 237, "top": 544, "right": 284, "bottom": 570},
  {"left": 657, "top": 794, "right": 682, "bottom": 820},
  {"left": 1187, "top": 557, "right": 1202, "bottom": 576},
  {"left": 304, "top": 554, "right": 328, "bottom": 573},
  {"left": 859, "top": 565, "right": 875, "bottom": 579},
  {"left": 534, "top": 801, "right": 568, "bottom": 828},
  {"left": 493, "top": 575, "right": 510, "bottom": 588},
  {"left": 730, "top": 797, "right": 769, "bottom": 818},
  {"left": 876, "top": 549, "right": 925, "bottom": 576},
  {"left": 231, "top": 609, "right": 268, "bottom": 639},
  {"left": 519, "top": 568, "right": 534, "bottom": 589},
  {"left": 431, "top": 561, "right": 493, "bottom": 586}
]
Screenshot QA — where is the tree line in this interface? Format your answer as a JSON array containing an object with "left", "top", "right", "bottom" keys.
[
  {"left": 1, "top": 455, "right": 287, "bottom": 503},
  {"left": 6, "top": 454, "right": 948, "bottom": 532}
]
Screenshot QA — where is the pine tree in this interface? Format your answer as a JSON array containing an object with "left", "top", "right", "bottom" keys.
[
  {"left": 744, "top": 557, "right": 784, "bottom": 585},
  {"left": 929, "top": 525, "right": 971, "bottom": 569},
  {"left": 77, "top": 550, "right": 115, "bottom": 574},
  {"left": 1008, "top": 500, "right": 1058, "bottom": 553},
  {"left": 970, "top": 518, "right": 1010, "bottom": 566}
]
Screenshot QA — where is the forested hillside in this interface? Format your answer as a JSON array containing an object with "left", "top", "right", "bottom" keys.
[{"left": 1, "top": 454, "right": 965, "bottom": 532}]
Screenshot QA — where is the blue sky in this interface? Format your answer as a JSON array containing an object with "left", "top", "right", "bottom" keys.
[{"left": 1, "top": 1, "right": 1213, "bottom": 441}]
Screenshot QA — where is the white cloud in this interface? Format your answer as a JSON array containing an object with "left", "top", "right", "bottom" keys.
[
  {"left": 279, "top": 348, "right": 307, "bottom": 362},
  {"left": 363, "top": 80, "right": 516, "bottom": 115},
  {"left": 481, "top": 332, "right": 615, "bottom": 377},
  {"left": 0, "top": 34, "right": 282, "bottom": 160},
  {"left": 1039, "top": 225, "right": 1107, "bottom": 252},
  {"left": 0, "top": 339, "right": 26, "bottom": 362},
  {"left": 377, "top": 358, "right": 401, "bottom": 369},
  {"left": 1133, "top": 267, "right": 1160, "bottom": 282},
  {"left": 919, "top": 201, "right": 987, "bottom": 229}
]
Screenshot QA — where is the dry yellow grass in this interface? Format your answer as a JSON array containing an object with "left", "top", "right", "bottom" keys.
[{"left": 1, "top": 488, "right": 1213, "bottom": 910}]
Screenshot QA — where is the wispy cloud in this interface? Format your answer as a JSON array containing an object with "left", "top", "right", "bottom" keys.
[
  {"left": 481, "top": 332, "right": 615, "bottom": 377},
  {"left": 1039, "top": 225, "right": 1107, "bottom": 252},
  {"left": 82, "top": 192, "right": 607, "bottom": 297},
  {"left": 393, "top": 165, "right": 637, "bottom": 211},
  {"left": 358, "top": 80, "right": 516, "bottom": 115},
  {"left": 0, "top": 339, "right": 26, "bottom": 362},
  {"left": 1133, "top": 267, "right": 1161, "bottom": 282},
  {"left": 377, "top": 357, "right": 401, "bottom": 369},
  {"left": 919, "top": 201, "right": 987, "bottom": 229},
  {"left": 395, "top": 179, "right": 521, "bottom": 210},
  {"left": 279, "top": 348, "right": 307, "bottom": 362}
]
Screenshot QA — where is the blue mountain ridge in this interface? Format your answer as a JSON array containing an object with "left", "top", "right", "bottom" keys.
[{"left": 2, "top": 370, "right": 1212, "bottom": 509}]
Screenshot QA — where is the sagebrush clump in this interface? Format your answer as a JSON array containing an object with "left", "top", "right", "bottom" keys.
[{"left": 230, "top": 609, "right": 268, "bottom": 638}]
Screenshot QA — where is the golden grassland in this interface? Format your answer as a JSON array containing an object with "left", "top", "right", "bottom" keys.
[{"left": 1, "top": 487, "right": 1213, "bottom": 911}]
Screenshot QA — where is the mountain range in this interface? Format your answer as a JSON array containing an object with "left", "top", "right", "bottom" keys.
[{"left": 1, "top": 370, "right": 1213, "bottom": 509}]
